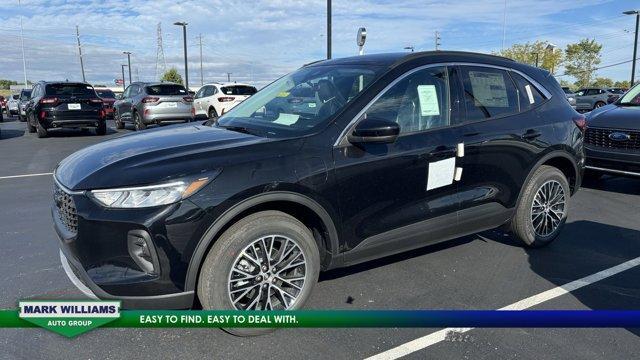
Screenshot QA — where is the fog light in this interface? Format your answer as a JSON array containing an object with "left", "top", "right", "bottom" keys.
[{"left": 127, "top": 230, "right": 160, "bottom": 275}]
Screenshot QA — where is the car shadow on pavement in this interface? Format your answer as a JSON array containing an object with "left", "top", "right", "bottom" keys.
[
  {"left": 0, "top": 129, "right": 26, "bottom": 139},
  {"left": 45, "top": 127, "right": 118, "bottom": 137},
  {"left": 486, "top": 220, "right": 640, "bottom": 336}
]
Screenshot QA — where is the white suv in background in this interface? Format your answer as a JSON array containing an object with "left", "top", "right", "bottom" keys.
[{"left": 193, "top": 83, "right": 257, "bottom": 118}]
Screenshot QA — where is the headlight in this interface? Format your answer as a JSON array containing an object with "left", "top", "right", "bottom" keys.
[{"left": 88, "top": 178, "right": 210, "bottom": 208}]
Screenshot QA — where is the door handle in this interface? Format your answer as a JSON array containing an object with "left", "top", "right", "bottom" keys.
[{"left": 521, "top": 129, "right": 541, "bottom": 140}]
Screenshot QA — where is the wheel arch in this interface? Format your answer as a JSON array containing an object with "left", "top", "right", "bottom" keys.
[
  {"left": 184, "top": 191, "right": 340, "bottom": 292},
  {"left": 517, "top": 150, "right": 580, "bottom": 206}
]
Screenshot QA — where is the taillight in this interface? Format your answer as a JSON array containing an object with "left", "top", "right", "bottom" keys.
[
  {"left": 218, "top": 97, "right": 234, "bottom": 102},
  {"left": 39, "top": 111, "right": 46, "bottom": 120},
  {"left": 572, "top": 114, "right": 587, "bottom": 133},
  {"left": 190, "top": 106, "right": 195, "bottom": 116},
  {"left": 183, "top": 96, "right": 193, "bottom": 103},
  {"left": 40, "top": 97, "right": 58, "bottom": 105},
  {"left": 98, "top": 109, "right": 106, "bottom": 119},
  {"left": 142, "top": 96, "right": 160, "bottom": 103}
]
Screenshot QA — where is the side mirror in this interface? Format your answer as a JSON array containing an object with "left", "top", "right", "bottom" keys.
[{"left": 347, "top": 117, "right": 400, "bottom": 144}]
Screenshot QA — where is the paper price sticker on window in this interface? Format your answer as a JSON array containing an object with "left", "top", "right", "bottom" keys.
[{"left": 417, "top": 85, "right": 440, "bottom": 116}]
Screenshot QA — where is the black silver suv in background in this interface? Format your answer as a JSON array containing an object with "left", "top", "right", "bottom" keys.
[
  {"left": 25, "top": 82, "right": 107, "bottom": 138},
  {"left": 114, "top": 82, "right": 193, "bottom": 131},
  {"left": 584, "top": 82, "right": 640, "bottom": 178},
  {"left": 53, "top": 52, "right": 583, "bottom": 335}
]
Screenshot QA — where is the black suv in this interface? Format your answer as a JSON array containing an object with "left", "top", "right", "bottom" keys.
[
  {"left": 584, "top": 82, "right": 640, "bottom": 178},
  {"left": 26, "top": 81, "right": 107, "bottom": 138},
  {"left": 52, "top": 52, "right": 583, "bottom": 326}
]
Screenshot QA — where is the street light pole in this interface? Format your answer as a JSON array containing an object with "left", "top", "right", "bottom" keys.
[
  {"left": 174, "top": 22, "right": 189, "bottom": 91},
  {"left": 327, "top": 0, "right": 332, "bottom": 59},
  {"left": 121, "top": 64, "right": 128, "bottom": 92},
  {"left": 624, "top": 10, "right": 640, "bottom": 85},
  {"left": 18, "top": 0, "right": 27, "bottom": 87},
  {"left": 123, "top": 52, "right": 132, "bottom": 84}
]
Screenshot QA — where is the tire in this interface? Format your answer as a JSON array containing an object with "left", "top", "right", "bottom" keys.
[
  {"left": 19, "top": 115, "right": 26, "bottom": 122},
  {"left": 36, "top": 121, "right": 48, "bottom": 138},
  {"left": 208, "top": 107, "right": 218, "bottom": 119},
  {"left": 95, "top": 121, "right": 107, "bottom": 135},
  {"left": 27, "top": 116, "right": 36, "bottom": 133},
  {"left": 197, "top": 210, "right": 320, "bottom": 336},
  {"left": 594, "top": 101, "right": 606, "bottom": 109},
  {"left": 510, "top": 165, "right": 570, "bottom": 248},
  {"left": 115, "top": 111, "right": 124, "bottom": 129},
  {"left": 133, "top": 111, "right": 146, "bottom": 131}
]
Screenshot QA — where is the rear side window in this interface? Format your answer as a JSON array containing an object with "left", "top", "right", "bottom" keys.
[
  {"left": 460, "top": 66, "right": 519, "bottom": 121},
  {"left": 510, "top": 72, "right": 546, "bottom": 111},
  {"left": 20, "top": 90, "right": 32, "bottom": 100},
  {"left": 95, "top": 89, "right": 116, "bottom": 98},
  {"left": 145, "top": 84, "right": 187, "bottom": 95},
  {"left": 220, "top": 86, "right": 257, "bottom": 96},
  {"left": 46, "top": 84, "right": 96, "bottom": 97}
]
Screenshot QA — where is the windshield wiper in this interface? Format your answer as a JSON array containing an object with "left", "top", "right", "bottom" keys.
[{"left": 217, "top": 124, "right": 260, "bottom": 136}]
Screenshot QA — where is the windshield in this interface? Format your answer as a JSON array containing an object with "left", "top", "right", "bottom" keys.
[
  {"left": 608, "top": 88, "right": 625, "bottom": 94},
  {"left": 618, "top": 83, "right": 640, "bottom": 105},
  {"left": 46, "top": 84, "right": 96, "bottom": 97},
  {"left": 96, "top": 89, "right": 116, "bottom": 98},
  {"left": 145, "top": 84, "right": 187, "bottom": 96},
  {"left": 12, "top": 95, "right": 19, "bottom": 100},
  {"left": 221, "top": 85, "right": 257, "bottom": 96},
  {"left": 20, "top": 90, "right": 32, "bottom": 100},
  {"left": 217, "top": 64, "right": 384, "bottom": 137}
]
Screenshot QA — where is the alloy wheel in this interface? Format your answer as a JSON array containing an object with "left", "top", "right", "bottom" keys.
[
  {"left": 227, "top": 235, "right": 307, "bottom": 310},
  {"left": 530, "top": 180, "right": 566, "bottom": 237}
]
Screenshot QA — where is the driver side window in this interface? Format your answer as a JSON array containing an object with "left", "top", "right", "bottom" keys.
[{"left": 365, "top": 66, "right": 451, "bottom": 134}]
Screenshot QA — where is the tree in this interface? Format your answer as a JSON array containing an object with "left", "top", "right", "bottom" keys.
[
  {"left": 0, "top": 79, "right": 18, "bottom": 90},
  {"left": 614, "top": 80, "right": 630, "bottom": 89},
  {"left": 564, "top": 39, "right": 602, "bottom": 88},
  {"left": 494, "top": 40, "right": 563, "bottom": 74},
  {"left": 161, "top": 68, "right": 183, "bottom": 85},
  {"left": 559, "top": 79, "right": 574, "bottom": 90},
  {"left": 591, "top": 77, "right": 613, "bottom": 88}
]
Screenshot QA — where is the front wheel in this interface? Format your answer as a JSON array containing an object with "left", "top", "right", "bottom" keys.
[
  {"left": 594, "top": 101, "right": 606, "bottom": 109},
  {"left": 510, "top": 165, "right": 570, "bottom": 247},
  {"left": 208, "top": 107, "right": 218, "bottom": 119},
  {"left": 197, "top": 210, "right": 320, "bottom": 336},
  {"left": 115, "top": 111, "right": 124, "bottom": 129},
  {"left": 27, "top": 116, "right": 36, "bottom": 133}
]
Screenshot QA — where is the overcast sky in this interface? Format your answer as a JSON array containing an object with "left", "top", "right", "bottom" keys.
[{"left": 0, "top": 0, "right": 638, "bottom": 88}]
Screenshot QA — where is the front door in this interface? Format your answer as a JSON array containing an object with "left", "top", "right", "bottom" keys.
[{"left": 333, "top": 65, "right": 464, "bottom": 263}]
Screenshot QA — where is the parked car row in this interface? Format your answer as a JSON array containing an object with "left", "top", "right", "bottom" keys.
[{"left": 573, "top": 87, "right": 626, "bottom": 111}]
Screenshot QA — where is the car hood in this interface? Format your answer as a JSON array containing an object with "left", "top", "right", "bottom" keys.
[
  {"left": 56, "top": 123, "right": 269, "bottom": 190},
  {"left": 586, "top": 104, "right": 640, "bottom": 129}
]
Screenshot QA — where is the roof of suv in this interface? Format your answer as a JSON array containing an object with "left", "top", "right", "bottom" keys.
[{"left": 306, "top": 51, "right": 515, "bottom": 69}]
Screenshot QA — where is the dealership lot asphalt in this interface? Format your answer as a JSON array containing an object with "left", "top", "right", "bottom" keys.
[{"left": 1, "top": 115, "right": 639, "bottom": 359}]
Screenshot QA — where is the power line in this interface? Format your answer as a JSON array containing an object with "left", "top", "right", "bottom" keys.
[{"left": 556, "top": 57, "right": 640, "bottom": 77}]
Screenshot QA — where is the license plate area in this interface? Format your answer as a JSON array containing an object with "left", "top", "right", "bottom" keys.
[{"left": 68, "top": 103, "right": 81, "bottom": 110}]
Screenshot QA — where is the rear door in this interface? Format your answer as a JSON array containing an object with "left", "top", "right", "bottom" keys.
[
  {"left": 118, "top": 85, "right": 134, "bottom": 120},
  {"left": 334, "top": 65, "right": 464, "bottom": 262},
  {"left": 455, "top": 65, "right": 553, "bottom": 227},
  {"left": 193, "top": 86, "right": 207, "bottom": 115}
]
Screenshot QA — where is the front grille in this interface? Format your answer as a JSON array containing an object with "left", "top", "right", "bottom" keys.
[
  {"left": 585, "top": 127, "right": 640, "bottom": 151},
  {"left": 54, "top": 182, "right": 78, "bottom": 234}
]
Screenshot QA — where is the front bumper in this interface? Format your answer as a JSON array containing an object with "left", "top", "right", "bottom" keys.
[
  {"left": 585, "top": 144, "right": 640, "bottom": 177},
  {"left": 52, "top": 180, "right": 210, "bottom": 309}
]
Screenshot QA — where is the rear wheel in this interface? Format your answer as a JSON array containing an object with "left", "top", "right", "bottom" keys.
[
  {"left": 511, "top": 165, "right": 570, "bottom": 247},
  {"left": 27, "top": 116, "right": 36, "bottom": 133},
  {"left": 36, "top": 121, "right": 47, "bottom": 138},
  {"left": 208, "top": 107, "right": 218, "bottom": 119},
  {"left": 95, "top": 121, "right": 107, "bottom": 135},
  {"left": 594, "top": 101, "right": 606, "bottom": 109},
  {"left": 133, "top": 111, "right": 146, "bottom": 131},
  {"left": 198, "top": 210, "right": 320, "bottom": 336}
]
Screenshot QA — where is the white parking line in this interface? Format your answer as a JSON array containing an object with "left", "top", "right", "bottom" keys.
[
  {"left": 0, "top": 172, "right": 53, "bottom": 180},
  {"left": 365, "top": 256, "right": 640, "bottom": 360}
]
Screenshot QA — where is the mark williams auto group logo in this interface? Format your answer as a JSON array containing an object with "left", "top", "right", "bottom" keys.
[{"left": 19, "top": 300, "right": 120, "bottom": 337}]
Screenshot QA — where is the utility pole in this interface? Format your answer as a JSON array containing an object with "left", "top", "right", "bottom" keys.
[
  {"left": 197, "top": 34, "right": 204, "bottom": 86},
  {"left": 435, "top": 31, "right": 441, "bottom": 50},
  {"left": 18, "top": 0, "right": 27, "bottom": 87},
  {"left": 624, "top": 10, "right": 640, "bottom": 85},
  {"left": 121, "top": 64, "right": 128, "bottom": 92},
  {"left": 501, "top": 0, "right": 507, "bottom": 51},
  {"left": 174, "top": 22, "right": 189, "bottom": 91},
  {"left": 76, "top": 25, "right": 86, "bottom": 82},
  {"left": 226, "top": 72, "right": 232, "bottom": 82},
  {"left": 123, "top": 51, "right": 132, "bottom": 84},
  {"left": 155, "top": 23, "right": 167, "bottom": 80},
  {"left": 327, "top": 0, "right": 332, "bottom": 59}
]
